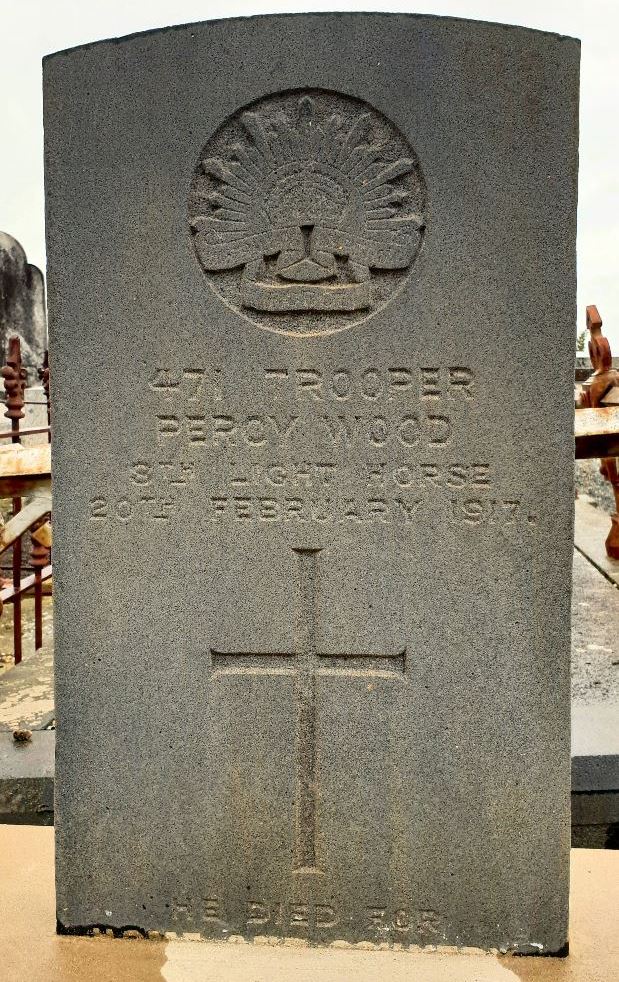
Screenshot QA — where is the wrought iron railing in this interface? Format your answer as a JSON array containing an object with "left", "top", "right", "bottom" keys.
[{"left": 0, "top": 337, "right": 51, "bottom": 663}]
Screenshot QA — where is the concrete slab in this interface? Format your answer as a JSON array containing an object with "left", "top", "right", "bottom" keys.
[
  {"left": 0, "top": 730, "right": 54, "bottom": 824},
  {"left": 571, "top": 793, "right": 619, "bottom": 834},
  {"left": 0, "top": 826, "right": 617, "bottom": 981},
  {"left": 572, "top": 701, "right": 619, "bottom": 800},
  {"left": 570, "top": 539, "right": 618, "bottom": 847},
  {"left": 571, "top": 795, "right": 619, "bottom": 849},
  {"left": 571, "top": 549, "right": 619, "bottom": 705},
  {"left": 574, "top": 496, "right": 619, "bottom": 587},
  {"left": 572, "top": 703, "right": 619, "bottom": 768}
]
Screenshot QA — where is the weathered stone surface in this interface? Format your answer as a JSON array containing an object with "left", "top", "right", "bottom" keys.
[
  {"left": 0, "top": 233, "right": 47, "bottom": 381},
  {"left": 44, "top": 14, "right": 579, "bottom": 952},
  {"left": 0, "top": 731, "right": 54, "bottom": 825}
]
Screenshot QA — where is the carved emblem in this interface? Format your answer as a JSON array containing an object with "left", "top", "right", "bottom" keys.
[{"left": 188, "top": 89, "right": 426, "bottom": 337}]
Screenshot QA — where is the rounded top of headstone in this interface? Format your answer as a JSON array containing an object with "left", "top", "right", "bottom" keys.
[
  {"left": 0, "top": 232, "right": 28, "bottom": 273},
  {"left": 43, "top": 14, "right": 579, "bottom": 63}
]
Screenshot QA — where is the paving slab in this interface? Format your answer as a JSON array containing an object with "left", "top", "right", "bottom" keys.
[
  {"left": 0, "top": 730, "right": 54, "bottom": 824},
  {"left": 571, "top": 548, "right": 619, "bottom": 705},
  {"left": 574, "top": 497, "right": 619, "bottom": 588},
  {"left": 570, "top": 530, "right": 619, "bottom": 846},
  {"left": 0, "top": 826, "right": 617, "bottom": 982}
]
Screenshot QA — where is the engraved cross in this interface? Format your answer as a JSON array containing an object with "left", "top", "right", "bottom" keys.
[{"left": 210, "top": 548, "right": 406, "bottom": 873}]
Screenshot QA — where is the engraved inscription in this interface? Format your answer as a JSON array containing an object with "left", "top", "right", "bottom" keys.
[
  {"left": 244, "top": 900, "right": 338, "bottom": 931},
  {"left": 161, "top": 893, "right": 445, "bottom": 943},
  {"left": 87, "top": 361, "right": 536, "bottom": 533},
  {"left": 188, "top": 89, "right": 426, "bottom": 336},
  {"left": 210, "top": 547, "right": 406, "bottom": 873}
]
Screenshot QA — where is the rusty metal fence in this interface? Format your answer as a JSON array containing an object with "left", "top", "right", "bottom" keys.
[{"left": 0, "top": 336, "right": 52, "bottom": 664}]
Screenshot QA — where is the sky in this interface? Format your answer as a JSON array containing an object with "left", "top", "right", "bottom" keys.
[{"left": 1, "top": 0, "right": 617, "bottom": 346}]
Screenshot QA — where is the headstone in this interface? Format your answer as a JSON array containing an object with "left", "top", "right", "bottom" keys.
[
  {"left": 44, "top": 14, "right": 579, "bottom": 953},
  {"left": 0, "top": 233, "right": 47, "bottom": 381}
]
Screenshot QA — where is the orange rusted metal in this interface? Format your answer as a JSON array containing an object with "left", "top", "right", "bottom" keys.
[
  {"left": 575, "top": 406, "right": 619, "bottom": 459},
  {"left": 39, "top": 349, "right": 51, "bottom": 444},
  {"left": 0, "top": 564, "right": 52, "bottom": 604},
  {"left": 577, "top": 306, "right": 619, "bottom": 558},
  {"left": 0, "top": 340, "right": 53, "bottom": 662},
  {"left": 1, "top": 337, "right": 26, "bottom": 662},
  {"left": 30, "top": 517, "right": 50, "bottom": 650},
  {"left": 1, "top": 336, "right": 27, "bottom": 424}
]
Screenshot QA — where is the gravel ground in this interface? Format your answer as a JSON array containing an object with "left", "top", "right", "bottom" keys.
[{"left": 575, "top": 459, "right": 616, "bottom": 514}]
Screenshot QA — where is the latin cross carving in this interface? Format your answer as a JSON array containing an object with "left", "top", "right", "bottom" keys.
[{"left": 211, "top": 547, "right": 407, "bottom": 872}]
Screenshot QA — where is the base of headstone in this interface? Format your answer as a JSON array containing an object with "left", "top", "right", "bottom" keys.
[{"left": 1, "top": 828, "right": 618, "bottom": 980}]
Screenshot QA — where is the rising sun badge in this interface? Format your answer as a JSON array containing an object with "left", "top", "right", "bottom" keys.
[{"left": 188, "top": 89, "right": 427, "bottom": 337}]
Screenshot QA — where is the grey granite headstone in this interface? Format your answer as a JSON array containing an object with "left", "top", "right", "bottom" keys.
[
  {"left": 0, "top": 232, "right": 47, "bottom": 381},
  {"left": 44, "top": 14, "right": 579, "bottom": 953}
]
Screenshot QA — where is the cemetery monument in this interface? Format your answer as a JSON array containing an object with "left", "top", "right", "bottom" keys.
[
  {"left": 44, "top": 13, "right": 579, "bottom": 953},
  {"left": 0, "top": 232, "right": 47, "bottom": 380}
]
